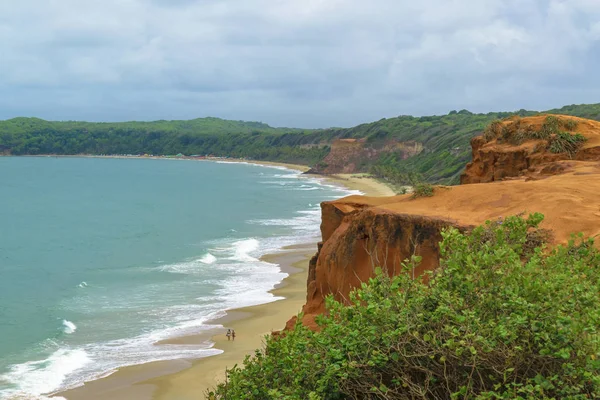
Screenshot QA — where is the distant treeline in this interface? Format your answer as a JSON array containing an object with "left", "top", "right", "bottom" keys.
[
  {"left": 2, "top": 103, "right": 599, "bottom": 184},
  {"left": 0, "top": 117, "right": 332, "bottom": 166}
]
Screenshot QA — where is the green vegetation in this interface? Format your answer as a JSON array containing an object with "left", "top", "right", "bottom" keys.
[
  {"left": 2, "top": 103, "right": 600, "bottom": 184},
  {"left": 411, "top": 182, "right": 434, "bottom": 198},
  {"left": 489, "top": 116, "right": 588, "bottom": 158},
  {"left": 564, "top": 119, "right": 579, "bottom": 131},
  {"left": 490, "top": 116, "right": 572, "bottom": 145},
  {"left": 210, "top": 214, "right": 600, "bottom": 399},
  {"left": 0, "top": 117, "right": 330, "bottom": 165},
  {"left": 358, "top": 105, "right": 600, "bottom": 184},
  {"left": 541, "top": 115, "right": 562, "bottom": 137},
  {"left": 549, "top": 132, "right": 587, "bottom": 157},
  {"left": 482, "top": 119, "right": 503, "bottom": 142}
]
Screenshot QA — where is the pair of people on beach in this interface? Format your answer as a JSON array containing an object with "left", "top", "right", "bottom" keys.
[{"left": 226, "top": 328, "right": 236, "bottom": 341}]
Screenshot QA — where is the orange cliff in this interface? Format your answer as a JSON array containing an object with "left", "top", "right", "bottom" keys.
[
  {"left": 461, "top": 115, "right": 600, "bottom": 184},
  {"left": 289, "top": 115, "right": 600, "bottom": 329}
]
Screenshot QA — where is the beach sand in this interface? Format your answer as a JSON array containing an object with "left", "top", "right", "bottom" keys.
[
  {"left": 323, "top": 173, "right": 397, "bottom": 197},
  {"left": 55, "top": 163, "right": 394, "bottom": 400}
]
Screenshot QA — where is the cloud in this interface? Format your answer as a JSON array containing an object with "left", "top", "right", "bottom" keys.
[{"left": 1, "top": 0, "right": 599, "bottom": 127}]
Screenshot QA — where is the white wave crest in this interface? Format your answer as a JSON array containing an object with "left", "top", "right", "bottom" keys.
[
  {"left": 273, "top": 173, "right": 301, "bottom": 179},
  {"left": 231, "top": 238, "right": 259, "bottom": 262},
  {"left": 0, "top": 348, "right": 90, "bottom": 397},
  {"left": 290, "top": 186, "right": 319, "bottom": 191},
  {"left": 199, "top": 253, "right": 217, "bottom": 264},
  {"left": 78, "top": 281, "right": 87, "bottom": 288},
  {"left": 62, "top": 320, "right": 77, "bottom": 334}
]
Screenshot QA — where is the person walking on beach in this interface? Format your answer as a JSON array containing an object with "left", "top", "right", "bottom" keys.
[
  {"left": 226, "top": 329, "right": 231, "bottom": 341},
  {"left": 231, "top": 329, "right": 236, "bottom": 341}
]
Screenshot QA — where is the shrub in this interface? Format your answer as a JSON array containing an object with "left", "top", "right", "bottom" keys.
[
  {"left": 209, "top": 214, "right": 600, "bottom": 399},
  {"left": 564, "top": 119, "right": 579, "bottom": 131},
  {"left": 540, "top": 115, "right": 561, "bottom": 137},
  {"left": 411, "top": 182, "right": 434, "bottom": 198},
  {"left": 549, "top": 132, "right": 587, "bottom": 157},
  {"left": 483, "top": 120, "right": 503, "bottom": 142},
  {"left": 510, "top": 127, "right": 528, "bottom": 144}
]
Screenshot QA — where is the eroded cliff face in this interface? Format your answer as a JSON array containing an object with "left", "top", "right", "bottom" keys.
[
  {"left": 307, "top": 139, "right": 423, "bottom": 175},
  {"left": 461, "top": 115, "right": 600, "bottom": 184},
  {"left": 292, "top": 201, "right": 470, "bottom": 329},
  {"left": 290, "top": 115, "right": 600, "bottom": 330}
]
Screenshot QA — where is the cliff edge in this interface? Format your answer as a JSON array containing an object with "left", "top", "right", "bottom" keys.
[
  {"left": 291, "top": 115, "right": 600, "bottom": 329},
  {"left": 461, "top": 115, "right": 600, "bottom": 184}
]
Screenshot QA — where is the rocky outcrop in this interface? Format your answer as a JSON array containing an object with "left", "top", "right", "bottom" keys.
[
  {"left": 295, "top": 201, "right": 470, "bottom": 328},
  {"left": 461, "top": 115, "right": 600, "bottom": 184},
  {"left": 290, "top": 115, "right": 600, "bottom": 330},
  {"left": 307, "top": 139, "right": 423, "bottom": 175}
]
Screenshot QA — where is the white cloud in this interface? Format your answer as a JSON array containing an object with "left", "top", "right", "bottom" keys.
[{"left": 1, "top": 0, "right": 599, "bottom": 127}]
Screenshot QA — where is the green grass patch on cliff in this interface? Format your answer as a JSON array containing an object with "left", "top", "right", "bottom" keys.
[
  {"left": 411, "top": 182, "right": 434, "bottom": 199},
  {"left": 209, "top": 214, "right": 600, "bottom": 399},
  {"left": 549, "top": 132, "right": 587, "bottom": 157}
]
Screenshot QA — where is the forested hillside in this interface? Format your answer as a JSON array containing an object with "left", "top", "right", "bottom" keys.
[
  {"left": 326, "top": 104, "right": 600, "bottom": 184},
  {"left": 0, "top": 117, "right": 330, "bottom": 165},
  {"left": 2, "top": 103, "right": 599, "bottom": 184}
]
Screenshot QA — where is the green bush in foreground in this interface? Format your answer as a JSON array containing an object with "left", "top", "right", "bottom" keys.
[{"left": 209, "top": 214, "right": 600, "bottom": 399}]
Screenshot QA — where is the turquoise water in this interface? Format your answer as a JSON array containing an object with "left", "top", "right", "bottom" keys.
[{"left": 0, "top": 157, "right": 356, "bottom": 399}]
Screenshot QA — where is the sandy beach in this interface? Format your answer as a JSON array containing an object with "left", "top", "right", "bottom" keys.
[{"left": 54, "top": 160, "right": 394, "bottom": 400}]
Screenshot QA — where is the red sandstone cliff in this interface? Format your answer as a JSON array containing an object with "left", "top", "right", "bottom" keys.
[
  {"left": 461, "top": 115, "right": 600, "bottom": 184},
  {"left": 289, "top": 115, "right": 600, "bottom": 330},
  {"left": 307, "top": 138, "right": 423, "bottom": 175}
]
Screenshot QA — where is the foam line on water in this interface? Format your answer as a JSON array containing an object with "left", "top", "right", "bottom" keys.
[{"left": 214, "top": 161, "right": 301, "bottom": 173}]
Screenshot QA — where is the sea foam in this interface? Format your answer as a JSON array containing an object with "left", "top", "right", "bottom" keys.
[
  {"left": 199, "top": 253, "right": 217, "bottom": 264},
  {"left": 231, "top": 238, "right": 259, "bottom": 262},
  {"left": 62, "top": 320, "right": 77, "bottom": 335},
  {"left": 0, "top": 348, "right": 90, "bottom": 398}
]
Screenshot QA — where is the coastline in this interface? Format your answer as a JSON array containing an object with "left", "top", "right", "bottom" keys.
[
  {"left": 57, "top": 246, "right": 314, "bottom": 400},
  {"left": 52, "top": 159, "right": 395, "bottom": 400}
]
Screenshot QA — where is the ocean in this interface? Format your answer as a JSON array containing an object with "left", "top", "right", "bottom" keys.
[{"left": 0, "top": 157, "right": 357, "bottom": 399}]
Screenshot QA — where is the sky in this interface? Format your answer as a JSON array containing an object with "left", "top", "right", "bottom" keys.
[{"left": 1, "top": 0, "right": 600, "bottom": 128}]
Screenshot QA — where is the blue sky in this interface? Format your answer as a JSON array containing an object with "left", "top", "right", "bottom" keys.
[{"left": 1, "top": 0, "right": 599, "bottom": 128}]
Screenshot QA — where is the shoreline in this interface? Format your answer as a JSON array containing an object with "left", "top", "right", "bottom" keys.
[
  {"left": 50, "top": 158, "right": 395, "bottom": 400},
  {"left": 57, "top": 245, "right": 315, "bottom": 400}
]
